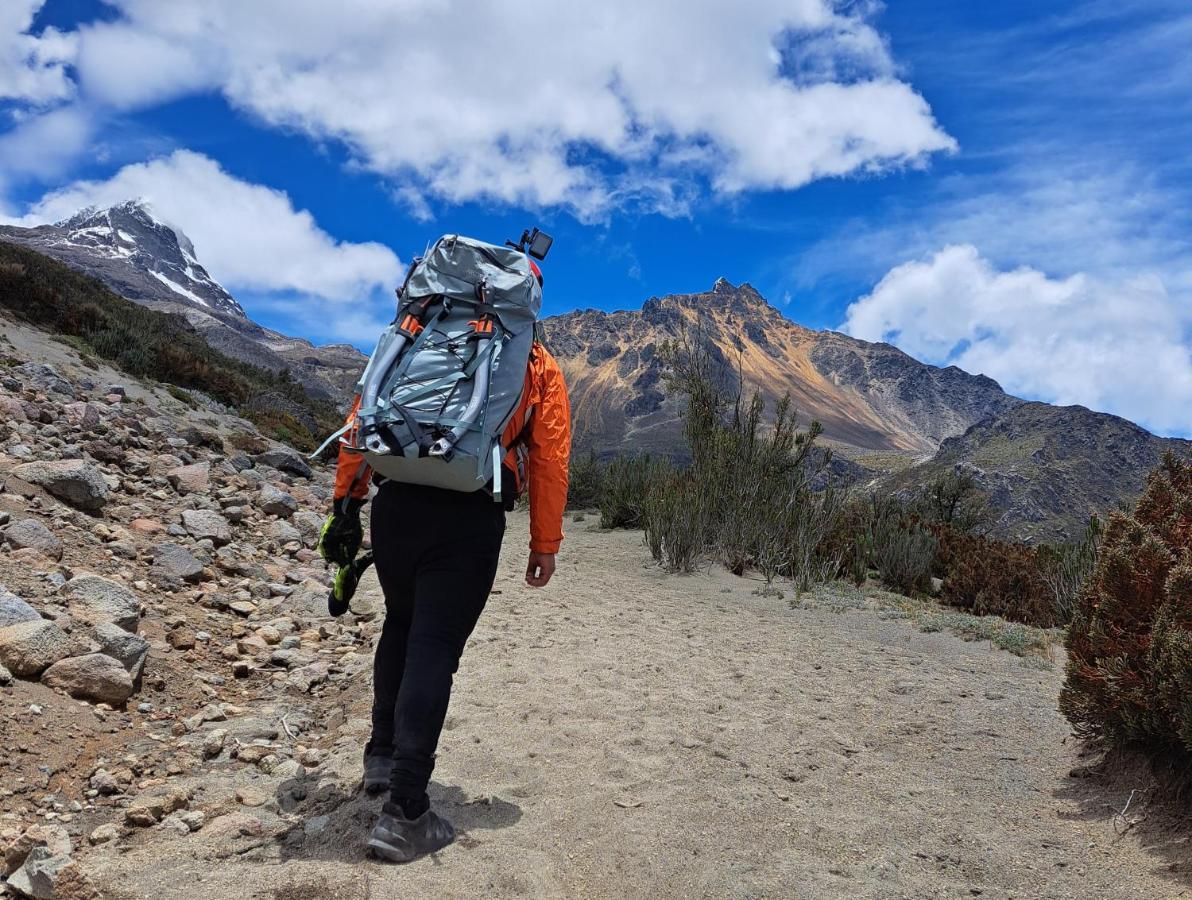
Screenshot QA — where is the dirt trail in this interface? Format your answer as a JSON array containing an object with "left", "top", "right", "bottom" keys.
[{"left": 84, "top": 514, "right": 1188, "bottom": 900}]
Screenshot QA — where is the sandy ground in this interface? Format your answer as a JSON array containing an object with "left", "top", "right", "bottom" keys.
[{"left": 83, "top": 513, "right": 1190, "bottom": 900}]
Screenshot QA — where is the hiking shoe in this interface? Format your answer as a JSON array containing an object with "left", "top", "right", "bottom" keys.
[
  {"left": 367, "top": 803, "right": 455, "bottom": 863},
  {"left": 362, "top": 746, "right": 393, "bottom": 795}
]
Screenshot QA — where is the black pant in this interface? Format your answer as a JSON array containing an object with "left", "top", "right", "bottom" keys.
[{"left": 369, "top": 480, "right": 506, "bottom": 802}]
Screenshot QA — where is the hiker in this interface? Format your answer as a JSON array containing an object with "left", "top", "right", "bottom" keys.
[{"left": 317, "top": 234, "right": 571, "bottom": 863}]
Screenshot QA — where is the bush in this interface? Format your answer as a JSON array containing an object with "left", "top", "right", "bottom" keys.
[
  {"left": 911, "top": 470, "right": 991, "bottom": 534},
  {"left": 599, "top": 454, "right": 671, "bottom": 529},
  {"left": 1060, "top": 452, "right": 1192, "bottom": 758},
  {"left": 638, "top": 333, "right": 841, "bottom": 585},
  {"left": 935, "top": 529, "right": 1055, "bottom": 627},
  {"left": 1037, "top": 516, "right": 1102, "bottom": 625},
  {"left": 567, "top": 450, "right": 604, "bottom": 510},
  {"left": 643, "top": 470, "right": 708, "bottom": 573}
]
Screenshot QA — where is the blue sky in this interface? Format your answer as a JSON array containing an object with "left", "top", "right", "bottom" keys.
[{"left": 1, "top": 0, "right": 1189, "bottom": 436}]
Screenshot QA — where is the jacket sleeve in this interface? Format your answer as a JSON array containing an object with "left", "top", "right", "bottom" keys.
[
  {"left": 332, "top": 396, "right": 372, "bottom": 511},
  {"left": 527, "top": 347, "right": 571, "bottom": 554}
]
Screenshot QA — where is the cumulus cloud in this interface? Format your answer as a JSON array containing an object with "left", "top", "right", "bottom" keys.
[
  {"left": 0, "top": 1, "right": 77, "bottom": 105},
  {"left": 9, "top": 150, "right": 403, "bottom": 306},
  {"left": 59, "top": 0, "right": 953, "bottom": 217},
  {"left": 842, "top": 245, "right": 1192, "bottom": 436}
]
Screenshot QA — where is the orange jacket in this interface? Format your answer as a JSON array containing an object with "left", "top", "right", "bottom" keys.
[{"left": 333, "top": 342, "right": 571, "bottom": 554}]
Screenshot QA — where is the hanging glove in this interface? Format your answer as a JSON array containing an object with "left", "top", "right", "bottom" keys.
[
  {"left": 328, "top": 551, "right": 375, "bottom": 617},
  {"left": 317, "top": 497, "right": 364, "bottom": 568}
]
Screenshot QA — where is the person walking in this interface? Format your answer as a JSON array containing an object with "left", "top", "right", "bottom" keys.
[{"left": 318, "top": 257, "right": 571, "bottom": 863}]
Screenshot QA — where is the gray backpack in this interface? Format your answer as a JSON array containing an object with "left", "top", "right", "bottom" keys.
[{"left": 324, "top": 233, "right": 545, "bottom": 500}]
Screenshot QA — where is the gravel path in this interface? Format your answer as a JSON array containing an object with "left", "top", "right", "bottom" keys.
[{"left": 86, "top": 514, "right": 1189, "bottom": 899}]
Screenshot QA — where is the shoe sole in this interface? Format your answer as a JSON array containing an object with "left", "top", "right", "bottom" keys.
[{"left": 367, "top": 834, "right": 453, "bottom": 864}]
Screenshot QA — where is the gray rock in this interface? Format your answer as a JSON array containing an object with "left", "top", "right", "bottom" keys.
[
  {"left": 181, "top": 509, "right": 231, "bottom": 545},
  {"left": 14, "top": 362, "right": 74, "bottom": 396},
  {"left": 42, "top": 653, "right": 134, "bottom": 705},
  {"left": 269, "top": 520, "right": 302, "bottom": 545},
  {"left": 166, "top": 461, "right": 211, "bottom": 495},
  {"left": 5, "top": 846, "right": 76, "bottom": 900},
  {"left": 93, "top": 622, "right": 150, "bottom": 680},
  {"left": 2, "top": 518, "right": 63, "bottom": 560},
  {"left": 12, "top": 460, "right": 109, "bottom": 511},
  {"left": 0, "top": 662, "right": 11, "bottom": 685},
  {"left": 63, "top": 574, "right": 141, "bottom": 631},
  {"left": 151, "top": 543, "right": 205, "bottom": 585},
  {"left": 257, "top": 483, "right": 298, "bottom": 517},
  {"left": 291, "top": 510, "right": 323, "bottom": 545},
  {"left": 253, "top": 449, "right": 312, "bottom": 479},
  {"left": 0, "top": 585, "right": 40, "bottom": 628},
  {"left": 0, "top": 619, "right": 72, "bottom": 676}
]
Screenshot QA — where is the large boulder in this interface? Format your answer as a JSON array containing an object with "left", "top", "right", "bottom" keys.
[
  {"left": 0, "top": 619, "right": 72, "bottom": 676},
  {"left": 5, "top": 846, "right": 99, "bottom": 900},
  {"left": 2, "top": 823, "right": 71, "bottom": 877},
  {"left": 42, "top": 653, "right": 134, "bottom": 705},
  {"left": 93, "top": 622, "right": 150, "bottom": 681},
  {"left": 181, "top": 509, "right": 231, "bottom": 545},
  {"left": 253, "top": 449, "right": 312, "bottom": 479},
  {"left": 166, "top": 462, "right": 211, "bottom": 495},
  {"left": 0, "top": 585, "right": 40, "bottom": 629},
  {"left": 62, "top": 574, "right": 141, "bottom": 632},
  {"left": 151, "top": 543, "right": 205, "bottom": 586},
  {"left": 257, "top": 484, "right": 298, "bottom": 518},
  {"left": 2, "top": 518, "right": 63, "bottom": 560},
  {"left": 11, "top": 460, "right": 109, "bottom": 511},
  {"left": 14, "top": 362, "right": 73, "bottom": 397}
]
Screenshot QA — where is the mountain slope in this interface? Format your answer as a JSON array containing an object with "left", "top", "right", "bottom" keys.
[
  {"left": 545, "top": 278, "right": 1022, "bottom": 457},
  {"left": 0, "top": 201, "right": 366, "bottom": 401},
  {"left": 894, "top": 402, "right": 1191, "bottom": 542}
]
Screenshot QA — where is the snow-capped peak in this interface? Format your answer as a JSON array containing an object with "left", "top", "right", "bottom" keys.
[{"left": 42, "top": 200, "right": 245, "bottom": 318}]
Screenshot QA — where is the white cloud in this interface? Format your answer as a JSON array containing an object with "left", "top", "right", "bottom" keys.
[
  {"left": 9, "top": 150, "right": 403, "bottom": 307},
  {"left": 842, "top": 245, "right": 1192, "bottom": 436},
  {"left": 57, "top": 0, "right": 953, "bottom": 217},
  {"left": 0, "top": 1, "right": 77, "bottom": 105},
  {"left": 0, "top": 105, "right": 93, "bottom": 188}
]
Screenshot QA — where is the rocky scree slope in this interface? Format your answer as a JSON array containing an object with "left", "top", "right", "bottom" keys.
[
  {"left": 0, "top": 329, "right": 375, "bottom": 899},
  {"left": 544, "top": 278, "right": 1022, "bottom": 458},
  {"left": 0, "top": 202, "right": 366, "bottom": 400}
]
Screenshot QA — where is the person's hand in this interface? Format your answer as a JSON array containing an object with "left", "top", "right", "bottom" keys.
[
  {"left": 317, "top": 498, "right": 363, "bottom": 567},
  {"left": 525, "top": 552, "right": 556, "bottom": 588}
]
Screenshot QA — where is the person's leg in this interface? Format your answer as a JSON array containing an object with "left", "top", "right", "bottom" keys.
[
  {"left": 367, "top": 486, "right": 417, "bottom": 755},
  {"left": 387, "top": 501, "right": 505, "bottom": 816}
]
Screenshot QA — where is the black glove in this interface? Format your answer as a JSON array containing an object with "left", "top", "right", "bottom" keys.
[{"left": 317, "top": 497, "right": 364, "bottom": 567}]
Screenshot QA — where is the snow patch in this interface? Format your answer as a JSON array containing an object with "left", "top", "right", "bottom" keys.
[{"left": 149, "top": 270, "right": 210, "bottom": 307}]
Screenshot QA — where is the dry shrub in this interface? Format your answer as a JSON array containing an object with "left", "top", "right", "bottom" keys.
[
  {"left": 1061, "top": 452, "right": 1192, "bottom": 758},
  {"left": 935, "top": 528, "right": 1055, "bottom": 627}
]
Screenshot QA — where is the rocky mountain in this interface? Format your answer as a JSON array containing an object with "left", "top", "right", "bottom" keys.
[
  {"left": 545, "top": 278, "right": 1022, "bottom": 458},
  {"left": 0, "top": 202, "right": 366, "bottom": 402},
  {"left": 891, "top": 402, "right": 1192, "bottom": 543}
]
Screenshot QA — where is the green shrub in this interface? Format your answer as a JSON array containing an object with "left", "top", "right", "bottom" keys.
[
  {"left": 599, "top": 454, "right": 670, "bottom": 529},
  {"left": 1037, "top": 516, "right": 1102, "bottom": 625},
  {"left": 566, "top": 450, "right": 604, "bottom": 510},
  {"left": 165, "top": 384, "right": 197, "bottom": 408},
  {"left": 872, "top": 514, "right": 937, "bottom": 595},
  {"left": 643, "top": 471, "right": 707, "bottom": 573},
  {"left": 1060, "top": 453, "right": 1192, "bottom": 759}
]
